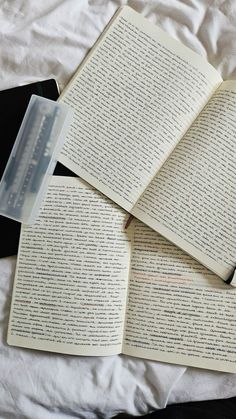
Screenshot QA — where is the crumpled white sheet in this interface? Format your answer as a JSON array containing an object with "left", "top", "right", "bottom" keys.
[{"left": 1, "top": 1, "right": 236, "bottom": 418}]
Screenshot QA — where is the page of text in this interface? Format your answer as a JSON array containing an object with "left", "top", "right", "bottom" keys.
[
  {"left": 123, "top": 221, "right": 236, "bottom": 373},
  {"left": 8, "top": 177, "right": 131, "bottom": 356},
  {"left": 133, "top": 81, "right": 236, "bottom": 281},
  {"left": 59, "top": 6, "right": 222, "bottom": 212}
]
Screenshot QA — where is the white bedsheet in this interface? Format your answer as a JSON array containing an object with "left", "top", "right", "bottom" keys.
[{"left": 1, "top": 1, "right": 236, "bottom": 417}]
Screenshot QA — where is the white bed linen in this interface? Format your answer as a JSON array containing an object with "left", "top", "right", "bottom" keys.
[{"left": 0, "top": 1, "right": 236, "bottom": 417}]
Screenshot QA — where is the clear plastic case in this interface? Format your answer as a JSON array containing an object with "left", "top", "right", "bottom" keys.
[{"left": 0, "top": 95, "right": 73, "bottom": 224}]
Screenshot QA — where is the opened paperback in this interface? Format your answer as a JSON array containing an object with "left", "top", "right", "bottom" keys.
[
  {"left": 8, "top": 177, "right": 236, "bottom": 373},
  {"left": 58, "top": 6, "right": 236, "bottom": 284}
]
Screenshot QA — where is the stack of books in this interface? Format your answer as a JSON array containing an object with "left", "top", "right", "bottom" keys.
[{"left": 7, "top": 6, "right": 236, "bottom": 373}]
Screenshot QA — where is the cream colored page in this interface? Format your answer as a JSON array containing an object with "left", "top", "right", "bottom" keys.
[
  {"left": 123, "top": 221, "right": 236, "bottom": 373},
  {"left": 132, "top": 81, "right": 236, "bottom": 281},
  {"left": 8, "top": 177, "right": 131, "bottom": 356},
  {"left": 58, "top": 6, "right": 222, "bottom": 212}
]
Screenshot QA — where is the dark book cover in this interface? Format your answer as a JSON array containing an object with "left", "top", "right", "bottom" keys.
[{"left": 0, "top": 79, "right": 74, "bottom": 258}]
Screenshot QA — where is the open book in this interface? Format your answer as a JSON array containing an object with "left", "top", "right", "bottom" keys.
[
  {"left": 8, "top": 177, "right": 236, "bottom": 373},
  {"left": 57, "top": 6, "right": 236, "bottom": 284}
]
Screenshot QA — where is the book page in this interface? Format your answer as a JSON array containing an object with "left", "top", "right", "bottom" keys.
[
  {"left": 8, "top": 177, "right": 131, "bottom": 356},
  {"left": 58, "top": 6, "right": 222, "bottom": 212},
  {"left": 123, "top": 221, "right": 236, "bottom": 373},
  {"left": 132, "top": 81, "right": 236, "bottom": 282}
]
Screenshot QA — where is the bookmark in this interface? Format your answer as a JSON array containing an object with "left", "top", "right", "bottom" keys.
[{"left": 125, "top": 214, "right": 134, "bottom": 229}]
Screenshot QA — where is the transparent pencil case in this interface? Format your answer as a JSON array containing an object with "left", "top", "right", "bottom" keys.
[{"left": 0, "top": 95, "right": 73, "bottom": 224}]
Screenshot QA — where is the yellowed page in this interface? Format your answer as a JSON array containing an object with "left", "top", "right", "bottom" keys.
[
  {"left": 123, "top": 220, "right": 236, "bottom": 373},
  {"left": 8, "top": 177, "right": 131, "bottom": 356},
  {"left": 58, "top": 6, "right": 222, "bottom": 212},
  {"left": 132, "top": 81, "right": 236, "bottom": 282}
]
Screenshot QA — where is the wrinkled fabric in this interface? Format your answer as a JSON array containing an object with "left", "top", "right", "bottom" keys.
[{"left": 0, "top": 1, "right": 236, "bottom": 418}]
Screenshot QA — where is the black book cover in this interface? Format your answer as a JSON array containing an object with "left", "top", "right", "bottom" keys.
[{"left": 0, "top": 79, "right": 74, "bottom": 258}]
